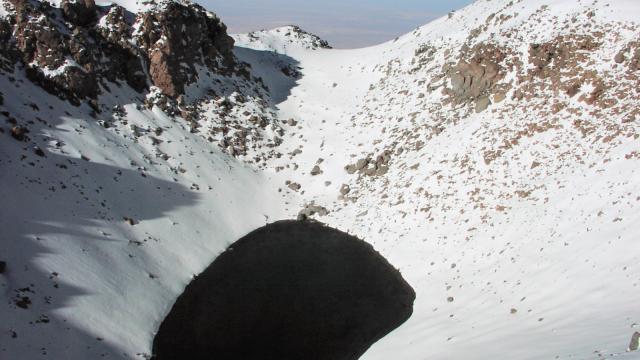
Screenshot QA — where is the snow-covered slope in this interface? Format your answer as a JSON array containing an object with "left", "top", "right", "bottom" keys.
[
  {"left": 234, "top": 0, "right": 640, "bottom": 358},
  {"left": 0, "top": 59, "right": 295, "bottom": 359},
  {"left": 234, "top": 25, "right": 332, "bottom": 55},
  {"left": 1, "top": 0, "right": 639, "bottom": 359}
]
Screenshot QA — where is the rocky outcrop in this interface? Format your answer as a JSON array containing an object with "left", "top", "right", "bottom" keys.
[
  {"left": 1, "top": 0, "right": 238, "bottom": 104},
  {"left": 443, "top": 44, "right": 512, "bottom": 112},
  {"left": 345, "top": 150, "right": 392, "bottom": 177},
  {"left": 136, "top": 2, "right": 235, "bottom": 97},
  {"left": 631, "top": 47, "right": 640, "bottom": 71},
  {"left": 614, "top": 49, "right": 625, "bottom": 64},
  {"left": 297, "top": 203, "right": 329, "bottom": 220},
  {"left": 283, "top": 26, "right": 331, "bottom": 50},
  {"left": 619, "top": 41, "right": 640, "bottom": 72},
  {"left": 0, "top": 18, "right": 17, "bottom": 72},
  {"left": 61, "top": 0, "right": 97, "bottom": 27},
  {"left": 508, "top": 34, "right": 624, "bottom": 109},
  {"left": 528, "top": 35, "right": 599, "bottom": 78},
  {"left": 10, "top": 0, "right": 95, "bottom": 101},
  {"left": 7, "top": 0, "right": 140, "bottom": 103},
  {"left": 95, "top": 5, "right": 147, "bottom": 92}
]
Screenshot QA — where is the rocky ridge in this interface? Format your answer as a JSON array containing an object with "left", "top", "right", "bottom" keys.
[
  {"left": 0, "top": 0, "right": 296, "bottom": 160},
  {"left": 233, "top": 25, "right": 332, "bottom": 54},
  {"left": 339, "top": 0, "right": 640, "bottom": 230},
  {"left": 0, "top": 0, "right": 237, "bottom": 103}
]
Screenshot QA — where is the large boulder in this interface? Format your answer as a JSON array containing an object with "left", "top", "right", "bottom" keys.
[{"left": 443, "top": 44, "right": 509, "bottom": 112}]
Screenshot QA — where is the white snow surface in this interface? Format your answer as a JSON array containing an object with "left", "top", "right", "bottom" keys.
[{"left": 1, "top": 0, "right": 640, "bottom": 359}]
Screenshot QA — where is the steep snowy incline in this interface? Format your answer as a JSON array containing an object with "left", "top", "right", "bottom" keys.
[
  {"left": 0, "top": 64, "right": 307, "bottom": 359},
  {"left": 234, "top": 0, "right": 640, "bottom": 358},
  {"left": 0, "top": 0, "right": 297, "bottom": 355},
  {"left": 0, "top": 67, "right": 297, "bottom": 358}
]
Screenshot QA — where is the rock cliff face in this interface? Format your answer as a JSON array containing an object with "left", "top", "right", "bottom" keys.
[
  {"left": 0, "top": 0, "right": 237, "bottom": 104},
  {"left": 136, "top": 1, "right": 236, "bottom": 97}
]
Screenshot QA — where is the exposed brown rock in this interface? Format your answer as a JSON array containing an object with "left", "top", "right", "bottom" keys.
[
  {"left": 566, "top": 82, "right": 581, "bottom": 97},
  {"left": 507, "top": 33, "right": 617, "bottom": 109},
  {"left": 11, "top": 126, "right": 27, "bottom": 141},
  {"left": 0, "top": 19, "right": 17, "bottom": 67},
  {"left": 310, "top": 165, "right": 322, "bottom": 176},
  {"left": 583, "top": 84, "right": 605, "bottom": 105},
  {"left": 631, "top": 46, "right": 640, "bottom": 71},
  {"left": 345, "top": 150, "right": 392, "bottom": 177},
  {"left": 95, "top": 5, "right": 147, "bottom": 92},
  {"left": 443, "top": 43, "right": 511, "bottom": 111},
  {"left": 493, "top": 92, "right": 506, "bottom": 103},
  {"left": 137, "top": 2, "right": 236, "bottom": 97},
  {"left": 2, "top": 0, "right": 237, "bottom": 102},
  {"left": 61, "top": 0, "right": 97, "bottom": 27},
  {"left": 475, "top": 96, "right": 491, "bottom": 113},
  {"left": 297, "top": 203, "right": 329, "bottom": 220},
  {"left": 529, "top": 35, "right": 599, "bottom": 79}
]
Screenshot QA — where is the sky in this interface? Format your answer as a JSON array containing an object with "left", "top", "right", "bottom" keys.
[{"left": 199, "top": 0, "right": 474, "bottom": 49}]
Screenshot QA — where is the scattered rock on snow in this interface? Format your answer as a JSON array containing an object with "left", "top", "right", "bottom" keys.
[
  {"left": 10, "top": 126, "right": 27, "bottom": 141},
  {"left": 33, "top": 146, "right": 45, "bottom": 157},
  {"left": 15, "top": 296, "right": 31, "bottom": 309},
  {"left": 297, "top": 203, "right": 329, "bottom": 220},
  {"left": 310, "top": 165, "right": 322, "bottom": 176},
  {"left": 123, "top": 217, "right": 138, "bottom": 226},
  {"left": 345, "top": 150, "right": 392, "bottom": 177}
]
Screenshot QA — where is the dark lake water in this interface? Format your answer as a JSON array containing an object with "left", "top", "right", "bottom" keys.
[{"left": 153, "top": 220, "right": 415, "bottom": 360}]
